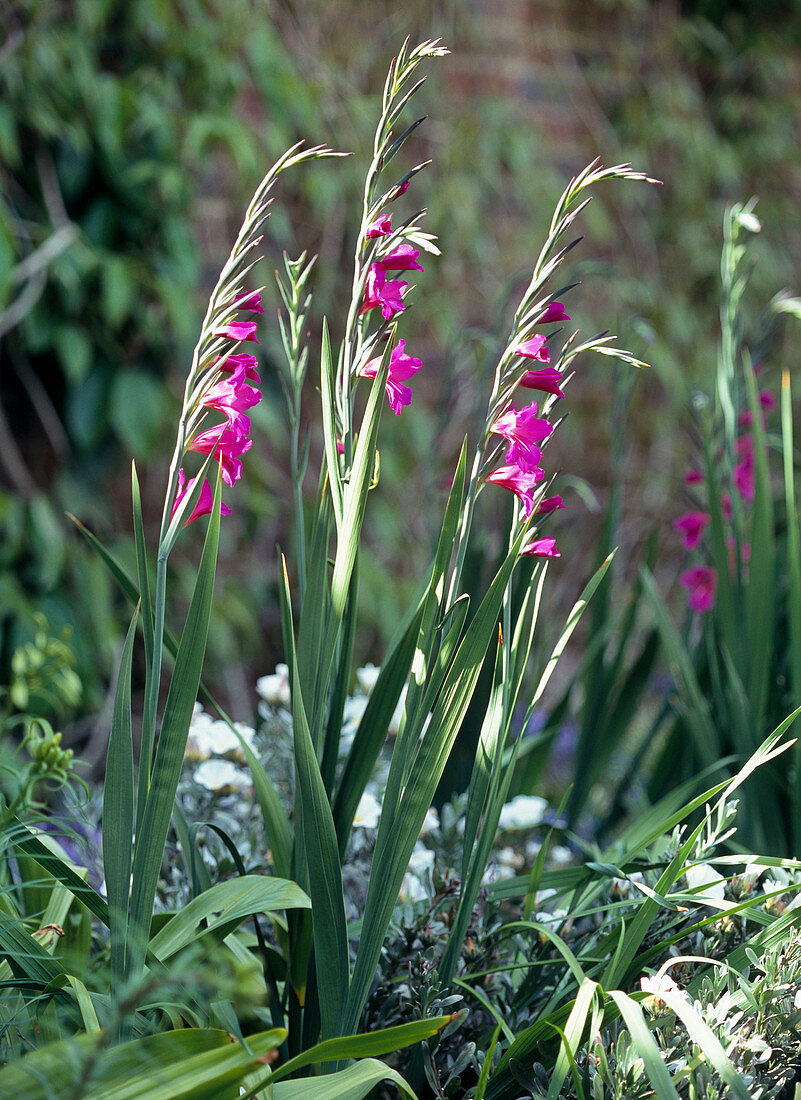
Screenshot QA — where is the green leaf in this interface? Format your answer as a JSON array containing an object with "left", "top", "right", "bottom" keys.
[
  {"left": 267, "top": 1059, "right": 416, "bottom": 1100},
  {"left": 149, "top": 876, "right": 310, "bottom": 961},
  {"left": 657, "top": 987, "right": 752, "bottom": 1099},
  {"left": 132, "top": 462, "right": 155, "bottom": 825},
  {"left": 608, "top": 991, "right": 680, "bottom": 1100},
  {"left": 128, "top": 477, "right": 221, "bottom": 978},
  {"left": 0, "top": 1027, "right": 286, "bottom": 1100},
  {"left": 103, "top": 603, "right": 137, "bottom": 988}
]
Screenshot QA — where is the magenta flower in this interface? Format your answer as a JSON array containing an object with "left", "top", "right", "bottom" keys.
[
  {"left": 514, "top": 335, "right": 550, "bottom": 363},
  {"left": 759, "top": 389, "right": 777, "bottom": 412},
  {"left": 684, "top": 467, "right": 704, "bottom": 486},
  {"left": 189, "top": 421, "right": 252, "bottom": 486},
  {"left": 360, "top": 264, "right": 407, "bottom": 320},
  {"left": 171, "top": 468, "right": 232, "bottom": 527},
  {"left": 517, "top": 367, "right": 565, "bottom": 398},
  {"left": 380, "top": 243, "right": 423, "bottom": 272},
  {"left": 679, "top": 565, "right": 717, "bottom": 614},
  {"left": 485, "top": 464, "right": 545, "bottom": 517},
  {"left": 234, "top": 292, "right": 263, "bottom": 313},
  {"left": 366, "top": 214, "right": 392, "bottom": 238},
  {"left": 727, "top": 535, "right": 751, "bottom": 566},
  {"left": 201, "top": 363, "right": 262, "bottom": 422},
  {"left": 537, "top": 494, "right": 563, "bottom": 514},
  {"left": 391, "top": 180, "right": 410, "bottom": 200},
  {"left": 734, "top": 435, "right": 755, "bottom": 502},
  {"left": 491, "top": 404, "right": 554, "bottom": 472},
  {"left": 522, "top": 536, "right": 560, "bottom": 558},
  {"left": 215, "top": 353, "right": 260, "bottom": 383},
  {"left": 721, "top": 493, "right": 733, "bottom": 522},
  {"left": 359, "top": 339, "right": 422, "bottom": 415},
  {"left": 673, "top": 510, "right": 710, "bottom": 551},
  {"left": 215, "top": 320, "right": 260, "bottom": 344},
  {"left": 538, "top": 302, "right": 570, "bottom": 324}
]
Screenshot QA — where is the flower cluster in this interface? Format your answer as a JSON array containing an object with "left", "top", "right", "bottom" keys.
[
  {"left": 172, "top": 291, "right": 264, "bottom": 526},
  {"left": 357, "top": 211, "right": 424, "bottom": 416},
  {"left": 484, "top": 302, "right": 570, "bottom": 556},
  {"left": 675, "top": 384, "right": 775, "bottom": 612}
]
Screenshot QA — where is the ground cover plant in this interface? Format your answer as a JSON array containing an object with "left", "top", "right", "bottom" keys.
[{"left": 0, "top": 36, "right": 801, "bottom": 1100}]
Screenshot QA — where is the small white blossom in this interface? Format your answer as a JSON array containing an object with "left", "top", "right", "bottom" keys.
[
  {"left": 256, "top": 664, "right": 291, "bottom": 708},
  {"left": 355, "top": 663, "right": 381, "bottom": 694},
  {"left": 419, "top": 807, "right": 439, "bottom": 836},
  {"left": 498, "top": 794, "right": 548, "bottom": 831},
  {"left": 685, "top": 862, "right": 726, "bottom": 900},
  {"left": 193, "top": 759, "right": 251, "bottom": 793},
  {"left": 353, "top": 791, "right": 382, "bottom": 829},
  {"left": 407, "top": 843, "right": 434, "bottom": 878}
]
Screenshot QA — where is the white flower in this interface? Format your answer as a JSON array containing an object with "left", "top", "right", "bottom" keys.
[
  {"left": 419, "top": 807, "right": 439, "bottom": 836},
  {"left": 389, "top": 685, "right": 407, "bottom": 735},
  {"left": 685, "top": 861, "right": 726, "bottom": 900},
  {"left": 640, "top": 970, "right": 683, "bottom": 1008},
  {"left": 498, "top": 794, "right": 548, "bottom": 830},
  {"left": 398, "top": 872, "right": 428, "bottom": 903},
  {"left": 407, "top": 843, "right": 434, "bottom": 878},
  {"left": 188, "top": 718, "right": 256, "bottom": 760},
  {"left": 353, "top": 791, "right": 382, "bottom": 829},
  {"left": 482, "top": 846, "right": 522, "bottom": 884},
  {"left": 256, "top": 664, "right": 291, "bottom": 708},
  {"left": 355, "top": 663, "right": 380, "bottom": 694},
  {"left": 341, "top": 695, "right": 368, "bottom": 736},
  {"left": 193, "top": 759, "right": 252, "bottom": 793}
]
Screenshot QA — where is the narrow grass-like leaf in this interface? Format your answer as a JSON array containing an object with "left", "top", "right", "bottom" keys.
[
  {"left": 8, "top": 817, "right": 110, "bottom": 926},
  {"left": 149, "top": 876, "right": 310, "bottom": 961},
  {"left": 320, "top": 318, "right": 343, "bottom": 527},
  {"left": 608, "top": 990, "right": 680, "bottom": 1100},
  {"left": 128, "top": 478, "right": 221, "bottom": 979},
  {"left": 0, "top": 912, "right": 65, "bottom": 985},
  {"left": 657, "top": 987, "right": 752, "bottom": 1099},
  {"left": 104, "top": 604, "right": 137, "bottom": 988},
  {"left": 281, "top": 562, "right": 349, "bottom": 1040},
  {"left": 132, "top": 463, "right": 155, "bottom": 825},
  {"left": 546, "top": 978, "right": 597, "bottom": 1100},
  {"left": 267, "top": 1059, "right": 415, "bottom": 1100}
]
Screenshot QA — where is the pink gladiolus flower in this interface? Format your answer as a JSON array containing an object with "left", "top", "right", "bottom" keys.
[
  {"left": 391, "top": 180, "right": 410, "bottom": 200},
  {"left": 721, "top": 493, "right": 733, "bottom": 522},
  {"left": 201, "top": 363, "right": 262, "bottom": 422},
  {"left": 734, "top": 435, "right": 755, "bottom": 502},
  {"left": 727, "top": 535, "right": 751, "bottom": 564},
  {"left": 380, "top": 243, "right": 423, "bottom": 272},
  {"left": 537, "top": 494, "right": 563, "bottom": 514},
  {"left": 522, "top": 536, "right": 560, "bottom": 558},
  {"left": 514, "top": 335, "right": 550, "bottom": 362},
  {"left": 759, "top": 389, "right": 777, "bottom": 412},
  {"left": 485, "top": 464, "right": 545, "bottom": 517},
  {"left": 738, "top": 409, "right": 756, "bottom": 428},
  {"left": 359, "top": 338, "right": 422, "bottom": 415},
  {"left": 538, "top": 302, "right": 570, "bottom": 324},
  {"left": 189, "top": 421, "right": 252, "bottom": 486},
  {"left": 360, "top": 264, "right": 407, "bottom": 320},
  {"left": 684, "top": 467, "right": 704, "bottom": 486},
  {"left": 234, "top": 292, "right": 263, "bottom": 313},
  {"left": 366, "top": 214, "right": 392, "bottom": 238},
  {"left": 673, "top": 510, "right": 710, "bottom": 551},
  {"left": 215, "top": 353, "right": 260, "bottom": 383},
  {"left": 680, "top": 565, "right": 717, "bottom": 613},
  {"left": 216, "top": 320, "right": 260, "bottom": 344},
  {"left": 517, "top": 367, "right": 565, "bottom": 398},
  {"left": 491, "top": 404, "right": 554, "bottom": 472},
  {"left": 171, "top": 468, "right": 232, "bottom": 527}
]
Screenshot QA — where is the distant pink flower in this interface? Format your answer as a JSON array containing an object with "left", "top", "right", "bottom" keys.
[
  {"left": 201, "top": 363, "right": 261, "bottom": 421},
  {"left": 485, "top": 463, "right": 545, "bottom": 517},
  {"left": 380, "top": 243, "right": 423, "bottom": 272},
  {"left": 359, "top": 339, "right": 422, "bottom": 415},
  {"left": 234, "top": 292, "right": 263, "bottom": 313},
  {"left": 538, "top": 302, "right": 570, "bottom": 324},
  {"left": 517, "top": 367, "right": 565, "bottom": 398},
  {"left": 727, "top": 535, "right": 751, "bottom": 565},
  {"left": 336, "top": 436, "right": 345, "bottom": 455},
  {"left": 215, "top": 353, "right": 260, "bottom": 383},
  {"left": 189, "top": 421, "right": 252, "bottom": 486},
  {"left": 171, "top": 468, "right": 232, "bottom": 527},
  {"left": 673, "top": 510, "right": 709, "bottom": 550},
  {"left": 491, "top": 404, "right": 553, "bottom": 472},
  {"left": 680, "top": 565, "right": 717, "bottom": 614},
  {"left": 684, "top": 467, "right": 704, "bottom": 486},
  {"left": 391, "top": 180, "right": 410, "bottom": 200},
  {"left": 514, "top": 335, "right": 550, "bottom": 363},
  {"left": 537, "top": 494, "right": 563, "bottom": 514},
  {"left": 522, "top": 536, "right": 560, "bottom": 558},
  {"left": 366, "top": 214, "right": 392, "bottom": 238},
  {"left": 721, "top": 493, "right": 733, "bottom": 522},
  {"left": 734, "top": 435, "right": 755, "bottom": 502},
  {"left": 738, "top": 409, "right": 756, "bottom": 428},
  {"left": 216, "top": 320, "right": 260, "bottom": 344},
  {"left": 759, "top": 389, "right": 777, "bottom": 412},
  {"left": 360, "top": 264, "right": 407, "bottom": 320}
]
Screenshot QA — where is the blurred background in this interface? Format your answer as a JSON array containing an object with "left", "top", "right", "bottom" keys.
[{"left": 2, "top": 0, "right": 801, "bottom": 786}]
